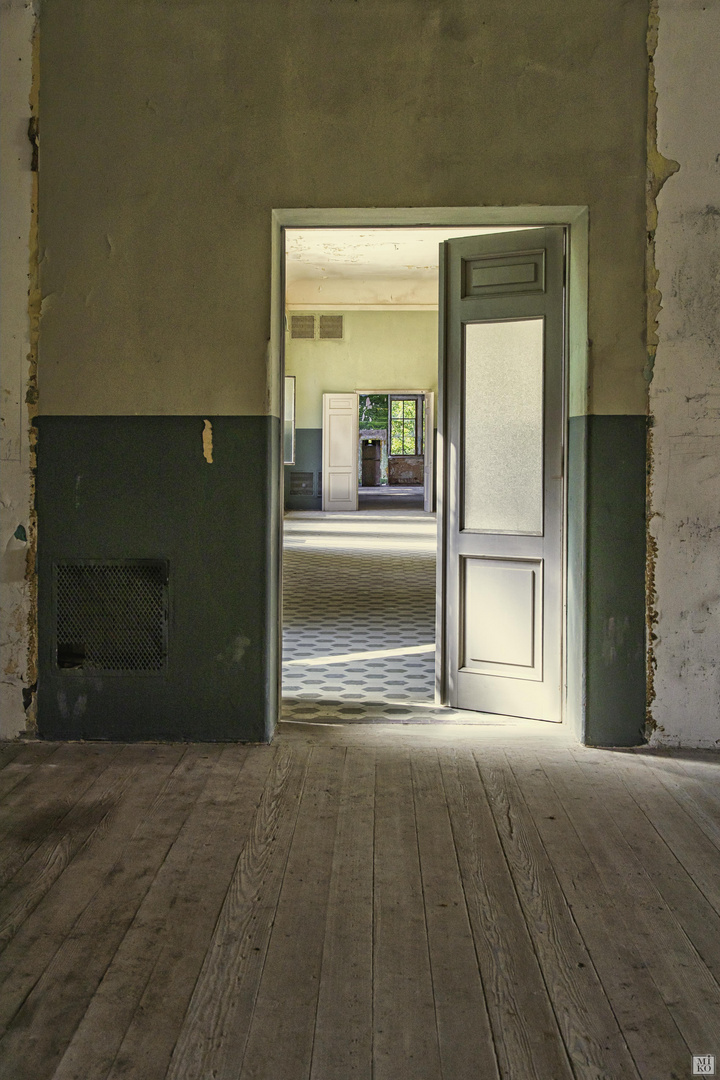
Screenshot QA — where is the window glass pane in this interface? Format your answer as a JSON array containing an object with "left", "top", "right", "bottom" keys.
[
  {"left": 391, "top": 400, "right": 404, "bottom": 419},
  {"left": 390, "top": 423, "right": 403, "bottom": 454},
  {"left": 463, "top": 319, "right": 543, "bottom": 533}
]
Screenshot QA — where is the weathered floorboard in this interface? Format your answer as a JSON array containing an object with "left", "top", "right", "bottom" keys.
[
  {"left": 506, "top": 747, "right": 689, "bottom": 1079},
  {"left": 412, "top": 750, "right": 500, "bottom": 1080},
  {"left": 476, "top": 749, "right": 641, "bottom": 1080},
  {"left": 0, "top": 743, "right": 184, "bottom": 1034},
  {"left": 238, "top": 745, "right": 346, "bottom": 1080},
  {"left": 310, "top": 747, "right": 375, "bottom": 1080},
  {"left": 441, "top": 749, "right": 575, "bottom": 1080},
  {"left": 0, "top": 745, "right": 222, "bottom": 1080},
  {"left": 0, "top": 734, "right": 717, "bottom": 1080},
  {"left": 163, "top": 743, "right": 309, "bottom": 1080},
  {"left": 373, "top": 752, "right": 442, "bottom": 1080}
]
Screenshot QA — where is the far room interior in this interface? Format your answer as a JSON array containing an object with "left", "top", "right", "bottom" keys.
[
  {"left": 281, "top": 226, "right": 453, "bottom": 722},
  {"left": 279, "top": 225, "right": 536, "bottom": 725}
]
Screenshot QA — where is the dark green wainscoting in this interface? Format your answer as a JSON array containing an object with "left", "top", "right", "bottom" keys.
[
  {"left": 567, "top": 414, "right": 647, "bottom": 746},
  {"left": 36, "top": 415, "right": 280, "bottom": 742},
  {"left": 284, "top": 428, "right": 322, "bottom": 511}
]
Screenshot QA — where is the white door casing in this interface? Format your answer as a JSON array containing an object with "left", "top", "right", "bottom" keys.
[
  {"left": 423, "top": 391, "right": 434, "bottom": 513},
  {"left": 322, "top": 393, "right": 359, "bottom": 511},
  {"left": 439, "top": 228, "right": 566, "bottom": 721}
]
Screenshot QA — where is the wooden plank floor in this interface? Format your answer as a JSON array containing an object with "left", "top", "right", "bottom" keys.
[{"left": 0, "top": 723, "right": 718, "bottom": 1079}]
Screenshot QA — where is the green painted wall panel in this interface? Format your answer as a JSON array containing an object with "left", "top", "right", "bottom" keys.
[
  {"left": 583, "top": 414, "right": 647, "bottom": 746},
  {"left": 36, "top": 416, "right": 279, "bottom": 742},
  {"left": 284, "top": 428, "right": 322, "bottom": 511}
]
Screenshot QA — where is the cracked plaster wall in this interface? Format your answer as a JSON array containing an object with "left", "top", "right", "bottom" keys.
[
  {"left": 0, "top": 0, "right": 36, "bottom": 739},
  {"left": 649, "top": 0, "right": 720, "bottom": 747}
]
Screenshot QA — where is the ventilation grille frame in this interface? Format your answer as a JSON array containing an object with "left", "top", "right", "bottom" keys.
[
  {"left": 289, "top": 314, "right": 344, "bottom": 341},
  {"left": 53, "top": 559, "right": 170, "bottom": 677},
  {"left": 290, "top": 314, "right": 316, "bottom": 340},
  {"left": 318, "top": 314, "right": 344, "bottom": 340}
]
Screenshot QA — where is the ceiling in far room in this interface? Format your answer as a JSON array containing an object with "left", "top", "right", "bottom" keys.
[{"left": 285, "top": 227, "right": 525, "bottom": 310}]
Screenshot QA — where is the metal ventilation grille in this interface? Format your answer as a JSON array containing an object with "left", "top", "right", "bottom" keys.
[
  {"left": 289, "top": 471, "right": 314, "bottom": 495},
  {"left": 319, "top": 314, "right": 343, "bottom": 339},
  {"left": 55, "top": 561, "right": 168, "bottom": 673},
  {"left": 290, "top": 314, "right": 315, "bottom": 339}
]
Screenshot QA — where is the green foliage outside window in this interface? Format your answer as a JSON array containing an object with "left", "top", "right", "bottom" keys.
[
  {"left": 359, "top": 394, "right": 389, "bottom": 429},
  {"left": 390, "top": 398, "right": 417, "bottom": 455}
]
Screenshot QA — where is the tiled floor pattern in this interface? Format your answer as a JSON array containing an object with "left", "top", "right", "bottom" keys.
[{"left": 281, "top": 512, "right": 495, "bottom": 723}]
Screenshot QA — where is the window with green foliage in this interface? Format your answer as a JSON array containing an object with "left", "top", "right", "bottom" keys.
[
  {"left": 359, "top": 394, "right": 389, "bottom": 429},
  {"left": 390, "top": 397, "right": 421, "bottom": 455}
]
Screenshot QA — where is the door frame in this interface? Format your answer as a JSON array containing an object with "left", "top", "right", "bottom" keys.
[
  {"left": 357, "top": 388, "right": 433, "bottom": 509},
  {"left": 270, "top": 207, "right": 589, "bottom": 739}
]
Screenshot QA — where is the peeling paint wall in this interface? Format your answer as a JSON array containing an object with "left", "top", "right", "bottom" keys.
[
  {"left": 649, "top": 0, "right": 720, "bottom": 747},
  {"left": 37, "top": 0, "right": 649, "bottom": 419},
  {"left": 30, "top": 0, "right": 653, "bottom": 742},
  {"left": 0, "top": 0, "right": 36, "bottom": 739}
]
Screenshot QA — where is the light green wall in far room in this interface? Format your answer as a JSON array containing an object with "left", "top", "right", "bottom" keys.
[{"left": 285, "top": 310, "right": 438, "bottom": 429}]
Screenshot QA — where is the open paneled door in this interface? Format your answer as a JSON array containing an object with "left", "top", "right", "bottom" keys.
[
  {"left": 322, "top": 392, "right": 358, "bottom": 511},
  {"left": 439, "top": 228, "right": 565, "bottom": 721}
]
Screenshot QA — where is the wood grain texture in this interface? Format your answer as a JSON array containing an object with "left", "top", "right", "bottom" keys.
[
  {"left": 0, "top": 743, "right": 123, "bottom": 885},
  {"left": 0, "top": 735, "right": 717, "bottom": 1080},
  {"left": 163, "top": 744, "right": 309, "bottom": 1080},
  {"left": 0, "top": 745, "right": 221, "bottom": 1080},
  {"left": 476, "top": 749, "right": 640, "bottom": 1080},
  {"left": 561, "top": 748, "right": 720, "bottom": 1048},
  {"left": 506, "top": 747, "right": 689, "bottom": 1080},
  {"left": 569, "top": 748, "right": 720, "bottom": 982},
  {"left": 373, "top": 752, "right": 442, "bottom": 1080},
  {"left": 53, "top": 745, "right": 261, "bottom": 1080},
  {"left": 440, "top": 749, "right": 574, "bottom": 1080},
  {"left": 0, "top": 743, "right": 183, "bottom": 1034},
  {"left": 0, "top": 743, "right": 60, "bottom": 802},
  {"left": 238, "top": 745, "right": 346, "bottom": 1080},
  {"left": 411, "top": 750, "right": 500, "bottom": 1080},
  {"left": 310, "top": 747, "right": 375, "bottom": 1080}
]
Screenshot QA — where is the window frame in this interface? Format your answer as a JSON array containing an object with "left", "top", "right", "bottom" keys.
[{"left": 388, "top": 394, "right": 423, "bottom": 456}]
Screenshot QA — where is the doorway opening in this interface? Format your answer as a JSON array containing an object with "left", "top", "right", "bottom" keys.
[{"left": 272, "top": 209, "right": 589, "bottom": 734}]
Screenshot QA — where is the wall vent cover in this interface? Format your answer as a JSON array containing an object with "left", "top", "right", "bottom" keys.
[
  {"left": 54, "top": 560, "right": 168, "bottom": 673},
  {"left": 319, "top": 314, "right": 343, "bottom": 339},
  {"left": 290, "top": 314, "right": 315, "bottom": 339},
  {"left": 289, "top": 471, "right": 314, "bottom": 495}
]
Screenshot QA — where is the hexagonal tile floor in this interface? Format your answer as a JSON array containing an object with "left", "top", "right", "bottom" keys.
[{"left": 281, "top": 511, "right": 490, "bottom": 724}]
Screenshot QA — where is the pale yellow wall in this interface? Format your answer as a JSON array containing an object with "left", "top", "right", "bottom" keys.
[
  {"left": 285, "top": 311, "right": 438, "bottom": 429},
  {"left": 0, "top": 0, "right": 35, "bottom": 738},
  {"left": 38, "top": 0, "right": 648, "bottom": 416}
]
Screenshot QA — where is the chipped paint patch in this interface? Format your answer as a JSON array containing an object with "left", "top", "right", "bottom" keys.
[
  {"left": 202, "top": 419, "right": 213, "bottom": 463},
  {"left": 645, "top": 0, "right": 679, "bottom": 740},
  {"left": 645, "top": 0, "right": 680, "bottom": 387},
  {"left": 647, "top": 0, "right": 720, "bottom": 747},
  {"left": 0, "top": 1, "right": 38, "bottom": 738},
  {"left": 24, "top": 16, "right": 40, "bottom": 736}
]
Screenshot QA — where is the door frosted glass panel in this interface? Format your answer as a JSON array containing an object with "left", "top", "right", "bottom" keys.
[{"left": 463, "top": 318, "right": 544, "bottom": 534}]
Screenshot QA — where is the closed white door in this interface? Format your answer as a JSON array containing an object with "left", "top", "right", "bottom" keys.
[
  {"left": 439, "top": 228, "right": 565, "bottom": 721},
  {"left": 322, "top": 393, "right": 358, "bottom": 511}
]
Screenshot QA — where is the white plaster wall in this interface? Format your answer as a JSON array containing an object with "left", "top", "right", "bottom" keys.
[
  {"left": 650, "top": 0, "right": 720, "bottom": 747},
  {"left": 0, "top": 0, "right": 35, "bottom": 738}
]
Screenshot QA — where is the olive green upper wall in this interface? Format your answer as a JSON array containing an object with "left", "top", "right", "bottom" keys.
[
  {"left": 286, "top": 311, "right": 438, "bottom": 429},
  {"left": 37, "top": 0, "right": 648, "bottom": 417}
]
